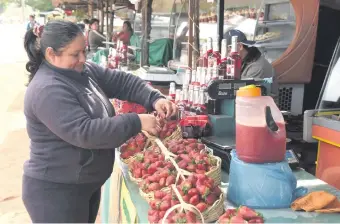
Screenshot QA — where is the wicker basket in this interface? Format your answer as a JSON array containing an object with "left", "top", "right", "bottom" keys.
[
  {"left": 128, "top": 170, "right": 143, "bottom": 185},
  {"left": 139, "top": 186, "right": 171, "bottom": 203},
  {"left": 163, "top": 126, "right": 182, "bottom": 143},
  {"left": 119, "top": 138, "right": 152, "bottom": 166},
  {"left": 206, "top": 155, "right": 222, "bottom": 186},
  {"left": 201, "top": 189, "right": 225, "bottom": 223}
]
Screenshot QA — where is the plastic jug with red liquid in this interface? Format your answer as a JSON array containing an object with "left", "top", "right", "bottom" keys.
[{"left": 235, "top": 85, "right": 286, "bottom": 163}]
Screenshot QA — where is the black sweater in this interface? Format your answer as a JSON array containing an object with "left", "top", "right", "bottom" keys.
[{"left": 24, "top": 61, "right": 164, "bottom": 184}]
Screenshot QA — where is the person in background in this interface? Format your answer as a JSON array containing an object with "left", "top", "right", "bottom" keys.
[
  {"left": 225, "top": 29, "right": 278, "bottom": 100},
  {"left": 22, "top": 20, "right": 176, "bottom": 223},
  {"left": 88, "top": 18, "right": 106, "bottom": 54},
  {"left": 112, "top": 21, "right": 133, "bottom": 45},
  {"left": 26, "top": 15, "right": 38, "bottom": 31}
]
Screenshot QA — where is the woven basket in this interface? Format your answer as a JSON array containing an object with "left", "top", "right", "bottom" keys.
[
  {"left": 163, "top": 126, "right": 182, "bottom": 143},
  {"left": 139, "top": 186, "right": 171, "bottom": 203},
  {"left": 128, "top": 170, "right": 143, "bottom": 185},
  {"left": 201, "top": 189, "right": 225, "bottom": 223},
  {"left": 119, "top": 138, "right": 152, "bottom": 166},
  {"left": 206, "top": 155, "right": 222, "bottom": 186}
]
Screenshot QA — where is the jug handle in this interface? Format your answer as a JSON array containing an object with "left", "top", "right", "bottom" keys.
[{"left": 265, "top": 106, "right": 279, "bottom": 132}]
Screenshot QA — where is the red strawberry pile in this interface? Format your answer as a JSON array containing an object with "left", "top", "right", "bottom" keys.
[
  {"left": 148, "top": 189, "right": 200, "bottom": 224},
  {"left": 112, "top": 100, "right": 147, "bottom": 114},
  {"left": 218, "top": 206, "right": 264, "bottom": 224},
  {"left": 162, "top": 139, "right": 218, "bottom": 174},
  {"left": 175, "top": 150, "right": 217, "bottom": 174},
  {"left": 120, "top": 133, "right": 148, "bottom": 160},
  {"left": 158, "top": 119, "right": 179, "bottom": 140},
  {"left": 176, "top": 174, "right": 222, "bottom": 213},
  {"left": 129, "top": 150, "right": 166, "bottom": 179},
  {"left": 138, "top": 165, "right": 178, "bottom": 193},
  {"left": 165, "top": 138, "right": 206, "bottom": 155}
]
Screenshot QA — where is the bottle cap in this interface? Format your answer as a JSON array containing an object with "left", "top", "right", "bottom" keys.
[{"left": 236, "top": 85, "right": 261, "bottom": 97}]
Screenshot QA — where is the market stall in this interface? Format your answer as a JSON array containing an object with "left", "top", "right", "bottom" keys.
[
  {"left": 303, "top": 38, "right": 340, "bottom": 190},
  {"left": 97, "top": 0, "right": 340, "bottom": 223}
]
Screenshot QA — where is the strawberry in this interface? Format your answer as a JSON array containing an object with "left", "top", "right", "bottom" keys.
[
  {"left": 178, "top": 160, "right": 188, "bottom": 169},
  {"left": 196, "top": 202, "right": 208, "bottom": 212},
  {"left": 197, "top": 185, "right": 210, "bottom": 198},
  {"left": 159, "top": 177, "right": 166, "bottom": 187},
  {"left": 205, "top": 193, "right": 218, "bottom": 205},
  {"left": 171, "top": 200, "right": 179, "bottom": 207},
  {"left": 218, "top": 217, "right": 231, "bottom": 224},
  {"left": 181, "top": 180, "right": 192, "bottom": 194},
  {"left": 195, "top": 169, "right": 206, "bottom": 174},
  {"left": 179, "top": 154, "right": 192, "bottom": 162},
  {"left": 154, "top": 191, "right": 166, "bottom": 199},
  {"left": 148, "top": 212, "right": 159, "bottom": 223},
  {"left": 159, "top": 200, "right": 171, "bottom": 211},
  {"left": 148, "top": 183, "right": 161, "bottom": 191},
  {"left": 188, "top": 188, "right": 199, "bottom": 197},
  {"left": 248, "top": 217, "right": 264, "bottom": 223},
  {"left": 230, "top": 215, "right": 248, "bottom": 223},
  {"left": 165, "top": 175, "right": 175, "bottom": 186},
  {"left": 158, "top": 211, "right": 166, "bottom": 219},
  {"left": 237, "top": 206, "right": 262, "bottom": 220},
  {"left": 186, "top": 164, "right": 196, "bottom": 172},
  {"left": 150, "top": 199, "right": 162, "bottom": 210},
  {"left": 189, "top": 195, "right": 199, "bottom": 206},
  {"left": 224, "top": 208, "right": 237, "bottom": 218},
  {"left": 182, "top": 194, "right": 190, "bottom": 203},
  {"left": 187, "top": 175, "right": 197, "bottom": 184},
  {"left": 186, "top": 212, "right": 197, "bottom": 223},
  {"left": 212, "top": 186, "right": 222, "bottom": 195}
]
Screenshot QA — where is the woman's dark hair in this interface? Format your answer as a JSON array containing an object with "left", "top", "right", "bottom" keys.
[
  {"left": 83, "top": 19, "right": 90, "bottom": 24},
  {"left": 123, "top": 21, "right": 133, "bottom": 34},
  {"left": 89, "top": 18, "right": 100, "bottom": 25},
  {"left": 241, "top": 44, "right": 262, "bottom": 73},
  {"left": 23, "top": 20, "right": 82, "bottom": 84}
]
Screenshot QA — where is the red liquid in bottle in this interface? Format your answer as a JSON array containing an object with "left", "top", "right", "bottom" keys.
[{"left": 236, "top": 122, "right": 286, "bottom": 163}]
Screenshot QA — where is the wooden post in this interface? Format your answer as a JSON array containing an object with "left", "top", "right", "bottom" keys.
[
  {"left": 193, "top": 0, "right": 200, "bottom": 69},
  {"left": 188, "top": 0, "right": 194, "bottom": 69},
  {"left": 100, "top": 0, "right": 105, "bottom": 33},
  {"left": 109, "top": 0, "right": 114, "bottom": 39},
  {"left": 141, "top": 0, "right": 153, "bottom": 67},
  {"left": 106, "top": 0, "right": 110, "bottom": 38},
  {"left": 88, "top": 0, "right": 94, "bottom": 18},
  {"left": 217, "top": 0, "right": 224, "bottom": 51}
]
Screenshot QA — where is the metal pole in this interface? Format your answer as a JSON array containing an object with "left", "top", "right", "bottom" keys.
[
  {"left": 193, "top": 0, "right": 200, "bottom": 69},
  {"left": 188, "top": 0, "right": 194, "bottom": 69},
  {"left": 217, "top": 0, "right": 224, "bottom": 52}
]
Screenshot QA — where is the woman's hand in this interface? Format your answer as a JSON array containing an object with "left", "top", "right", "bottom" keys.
[
  {"left": 153, "top": 98, "right": 178, "bottom": 119},
  {"left": 138, "top": 114, "right": 161, "bottom": 136}
]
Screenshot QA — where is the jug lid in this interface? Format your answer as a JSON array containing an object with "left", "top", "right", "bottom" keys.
[{"left": 236, "top": 85, "right": 261, "bottom": 97}]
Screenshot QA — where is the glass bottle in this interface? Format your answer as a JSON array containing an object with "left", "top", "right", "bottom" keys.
[
  {"left": 190, "top": 85, "right": 200, "bottom": 115},
  {"left": 218, "top": 39, "right": 228, "bottom": 79},
  {"left": 188, "top": 84, "right": 194, "bottom": 108},
  {"left": 196, "top": 87, "right": 208, "bottom": 115},
  {"left": 184, "top": 69, "right": 191, "bottom": 85},
  {"left": 208, "top": 37, "right": 221, "bottom": 67},
  {"left": 168, "top": 82, "right": 176, "bottom": 102},
  {"left": 230, "top": 36, "right": 242, "bottom": 80}
]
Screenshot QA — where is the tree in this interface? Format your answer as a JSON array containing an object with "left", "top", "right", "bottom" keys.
[
  {"left": 0, "top": 0, "right": 54, "bottom": 12},
  {"left": 25, "top": 0, "right": 54, "bottom": 11}
]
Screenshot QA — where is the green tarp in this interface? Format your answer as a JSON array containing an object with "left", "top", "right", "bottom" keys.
[{"left": 91, "top": 34, "right": 173, "bottom": 66}]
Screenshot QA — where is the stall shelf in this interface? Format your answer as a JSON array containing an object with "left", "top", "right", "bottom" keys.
[
  {"left": 101, "top": 165, "right": 340, "bottom": 223},
  {"left": 306, "top": 38, "right": 340, "bottom": 190}
]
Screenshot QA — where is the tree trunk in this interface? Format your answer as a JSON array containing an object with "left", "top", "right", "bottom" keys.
[
  {"left": 193, "top": 0, "right": 200, "bottom": 69},
  {"left": 141, "top": 0, "right": 153, "bottom": 66},
  {"left": 88, "top": 0, "right": 93, "bottom": 18}
]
